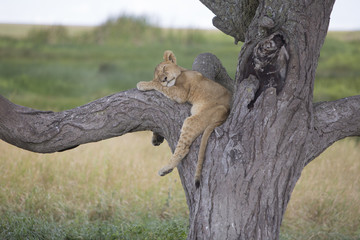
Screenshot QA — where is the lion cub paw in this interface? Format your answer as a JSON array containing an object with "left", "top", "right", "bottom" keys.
[
  {"left": 152, "top": 133, "right": 164, "bottom": 146},
  {"left": 158, "top": 166, "right": 173, "bottom": 176}
]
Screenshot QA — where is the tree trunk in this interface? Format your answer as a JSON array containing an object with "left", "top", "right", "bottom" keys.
[
  {"left": 1, "top": 0, "right": 360, "bottom": 239},
  {"left": 185, "top": 1, "right": 343, "bottom": 239}
]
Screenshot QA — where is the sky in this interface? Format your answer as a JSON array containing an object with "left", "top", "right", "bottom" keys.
[{"left": 0, "top": 0, "right": 359, "bottom": 31}]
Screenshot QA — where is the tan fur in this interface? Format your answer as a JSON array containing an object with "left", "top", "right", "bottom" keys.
[{"left": 137, "top": 50, "right": 231, "bottom": 188}]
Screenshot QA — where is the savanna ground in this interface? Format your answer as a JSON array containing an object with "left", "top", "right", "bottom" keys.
[{"left": 0, "top": 16, "right": 359, "bottom": 239}]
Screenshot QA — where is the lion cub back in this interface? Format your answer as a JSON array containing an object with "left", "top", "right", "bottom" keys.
[{"left": 179, "top": 71, "right": 231, "bottom": 108}]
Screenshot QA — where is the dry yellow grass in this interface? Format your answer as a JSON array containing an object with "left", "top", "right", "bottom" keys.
[
  {"left": 283, "top": 139, "right": 360, "bottom": 239},
  {"left": 0, "top": 132, "right": 187, "bottom": 222},
  {"left": 0, "top": 132, "right": 359, "bottom": 238}
]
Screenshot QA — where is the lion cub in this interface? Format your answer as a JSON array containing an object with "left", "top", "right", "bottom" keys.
[{"left": 137, "top": 50, "right": 231, "bottom": 188}]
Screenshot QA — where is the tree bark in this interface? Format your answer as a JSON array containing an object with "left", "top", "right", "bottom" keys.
[
  {"left": 199, "top": 0, "right": 259, "bottom": 44},
  {"left": 1, "top": 0, "right": 359, "bottom": 239},
  {"left": 0, "top": 90, "right": 187, "bottom": 153}
]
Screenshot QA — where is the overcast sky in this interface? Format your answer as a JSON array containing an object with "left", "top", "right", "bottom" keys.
[{"left": 0, "top": 0, "right": 359, "bottom": 31}]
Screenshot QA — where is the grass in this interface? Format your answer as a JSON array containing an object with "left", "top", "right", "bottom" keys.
[
  {"left": 0, "top": 22, "right": 239, "bottom": 111},
  {"left": 0, "top": 23, "right": 95, "bottom": 39},
  {"left": 0, "top": 17, "right": 359, "bottom": 238},
  {"left": 281, "top": 139, "right": 360, "bottom": 240},
  {"left": 0, "top": 132, "right": 188, "bottom": 239},
  {"left": 314, "top": 32, "right": 360, "bottom": 102},
  {"left": 0, "top": 134, "right": 359, "bottom": 239},
  {"left": 0, "top": 212, "right": 187, "bottom": 240},
  {"left": 0, "top": 25, "right": 359, "bottom": 111}
]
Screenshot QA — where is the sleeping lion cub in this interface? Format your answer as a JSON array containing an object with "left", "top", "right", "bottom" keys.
[{"left": 137, "top": 50, "right": 231, "bottom": 188}]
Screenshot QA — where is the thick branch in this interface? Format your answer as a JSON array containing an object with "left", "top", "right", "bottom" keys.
[
  {"left": 306, "top": 95, "right": 360, "bottom": 165},
  {"left": 199, "top": 0, "right": 259, "bottom": 43},
  {"left": 0, "top": 51, "right": 233, "bottom": 154},
  {"left": 192, "top": 52, "right": 234, "bottom": 92},
  {"left": 0, "top": 90, "right": 189, "bottom": 153}
]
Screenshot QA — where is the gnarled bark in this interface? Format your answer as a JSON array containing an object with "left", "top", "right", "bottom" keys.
[
  {"left": 307, "top": 96, "right": 360, "bottom": 165},
  {"left": 0, "top": 91, "right": 186, "bottom": 153},
  {"left": 199, "top": 0, "right": 259, "bottom": 43}
]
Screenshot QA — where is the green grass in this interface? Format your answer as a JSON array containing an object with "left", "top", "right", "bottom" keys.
[
  {"left": 0, "top": 21, "right": 239, "bottom": 111},
  {"left": 314, "top": 33, "right": 360, "bottom": 102},
  {"left": 0, "top": 23, "right": 95, "bottom": 39},
  {"left": 1, "top": 24, "right": 359, "bottom": 111},
  {"left": 0, "top": 212, "right": 187, "bottom": 240},
  {"left": 0, "top": 17, "right": 359, "bottom": 239}
]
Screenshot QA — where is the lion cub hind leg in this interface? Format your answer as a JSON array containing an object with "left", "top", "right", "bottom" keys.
[
  {"left": 158, "top": 115, "right": 205, "bottom": 176},
  {"left": 194, "top": 105, "right": 229, "bottom": 188}
]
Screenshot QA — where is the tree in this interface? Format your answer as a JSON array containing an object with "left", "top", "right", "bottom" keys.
[{"left": 0, "top": 0, "right": 359, "bottom": 239}]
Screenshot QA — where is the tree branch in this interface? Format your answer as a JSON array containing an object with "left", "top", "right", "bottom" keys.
[
  {"left": 306, "top": 95, "right": 360, "bottom": 165},
  {"left": 192, "top": 52, "right": 234, "bottom": 92},
  {"left": 0, "top": 52, "right": 233, "bottom": 154},
  {"left": 0, "top": 90, "right": 189, "bottom": 153},
  {"left": 199, "top": 0, "right": 259, "bottom": 43}
]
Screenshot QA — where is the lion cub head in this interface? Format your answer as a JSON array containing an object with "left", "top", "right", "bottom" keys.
[{"left": 154, "top": 50, "right": 183, "bottom": 87}]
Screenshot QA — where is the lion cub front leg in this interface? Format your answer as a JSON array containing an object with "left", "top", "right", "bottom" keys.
[
  {"left": 137, "top": 81, "right": 157, "bottom": 91},
  {"left": 158, "top": 115, "right": 205, "bottom": 176}
]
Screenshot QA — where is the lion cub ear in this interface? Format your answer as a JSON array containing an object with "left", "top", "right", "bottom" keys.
[{"left": 163, "top": 50, "right": 177, "bottom": 64}]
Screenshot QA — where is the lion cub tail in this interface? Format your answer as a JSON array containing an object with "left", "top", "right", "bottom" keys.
[{"left": 194, "top": 124, "right": 218, "bottom": 188}]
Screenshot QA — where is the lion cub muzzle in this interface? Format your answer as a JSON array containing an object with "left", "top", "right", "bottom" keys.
[{"left": 158, "top": 71, "right": 178, "bottom": 87}]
